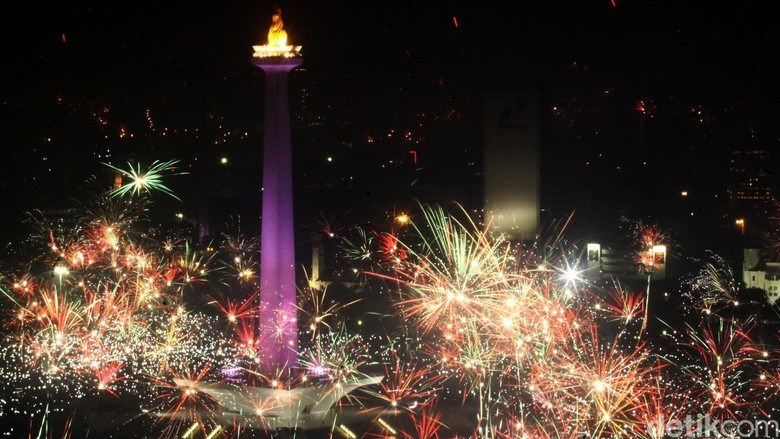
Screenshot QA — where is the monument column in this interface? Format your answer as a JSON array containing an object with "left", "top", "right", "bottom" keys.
[
  {"left": 251, "top": 9, "right": 302, "bottom": 371},
  {"left": 177, "top": 16, "right": 383, "bottom": 426}
]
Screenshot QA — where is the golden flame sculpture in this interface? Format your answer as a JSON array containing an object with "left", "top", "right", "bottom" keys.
[
  {"left": 268, "top": 8, "right": 287, "bottom": 47},
  {"left": 253, "top": 8, "right": 301, "bottom": 58}
]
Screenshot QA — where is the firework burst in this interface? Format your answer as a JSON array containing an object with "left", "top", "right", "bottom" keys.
[{"left": 104, "top": 159, "right": 187, "bottom": 201}]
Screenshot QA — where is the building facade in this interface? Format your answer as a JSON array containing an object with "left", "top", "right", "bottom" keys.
[{"left": 743, "top": 248, "right": 780, "bottom": 304}]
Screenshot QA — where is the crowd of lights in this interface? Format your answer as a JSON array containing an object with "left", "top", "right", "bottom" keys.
[{"left": 2, "top": 164, "right": 780, "bottom": 438}]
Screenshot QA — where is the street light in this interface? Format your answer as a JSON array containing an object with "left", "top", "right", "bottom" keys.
[
  {"left": 735, "top": 218, "right": 745, "bottom": 235},
  {"left": 53, "top": 264, "right": 69, "bottom": 291},
  {"left": 53, "top": 265, "right": 69, "bottom": 278}
]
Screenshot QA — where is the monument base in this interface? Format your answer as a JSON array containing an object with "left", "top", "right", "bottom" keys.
[{"left": 170, "top": 375, "right": 383, "bottom": 430}]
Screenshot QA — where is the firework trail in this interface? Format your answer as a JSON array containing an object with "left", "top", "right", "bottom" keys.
[{"left": 682, "top": 252, "right": 740, "bottom": 315}]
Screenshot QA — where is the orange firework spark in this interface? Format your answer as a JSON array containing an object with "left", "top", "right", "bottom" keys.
[
  {"left": 151, "top": 363, "right": 219, "bottom": 434},
  {"left": 594, "top": 285, "right": 645, "bottom": 324},
  {"left": 363, "top": 352, "right": 441, "bottom": 414},
  {"left": 211, "top": 291, "right": 258, "bottom": 324},
  {"left": 401, "top": 406, "right": 443, "bottom": 439},
  {"left": 670, "top": 320, "right": 765, "bottom": 422}
]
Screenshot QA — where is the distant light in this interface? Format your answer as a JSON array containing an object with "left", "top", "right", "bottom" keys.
[
  {"left": 735, "top": 218, "right": 745, "bottom": 235},
  {"left": 176, "top": 213, "right": 184, "bottom": 219},
  {"left": 220, "top": 157, "right": 228, "bottom": 164},
  {"left": 309, "top": 365, "right": 328, "bottom": 376},
  {"left": 327, "top": 156, "right": 333, "bottom": 162},
  {"left": 562, "top": 265, "right": 582, "bottom": 286},
  {"left": 681, "top": 191, "right": 688, "bottom": 197},
  {"left": 587, "top": 243, "right": 601, "bottom": 263}
]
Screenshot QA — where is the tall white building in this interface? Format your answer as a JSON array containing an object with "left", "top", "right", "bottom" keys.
[{"left": 484, "top": 89, "right": 540, "bottom": 240}]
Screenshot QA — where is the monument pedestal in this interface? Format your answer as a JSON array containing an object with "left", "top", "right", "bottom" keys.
[{"left": 173, "top": 375, "right": 383, "bottom": 430}]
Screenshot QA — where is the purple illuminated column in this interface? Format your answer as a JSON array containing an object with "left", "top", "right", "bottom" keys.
[{"left": 252, "top": 57, "right": 303, "bottom": 370}]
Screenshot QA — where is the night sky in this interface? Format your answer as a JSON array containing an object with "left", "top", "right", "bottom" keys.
[
  {"left": 5, "top": 2, "right": 776, "bottom": 100},
  {"left": 1, "top": 1, "right": 779, "bottom": 250}
]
